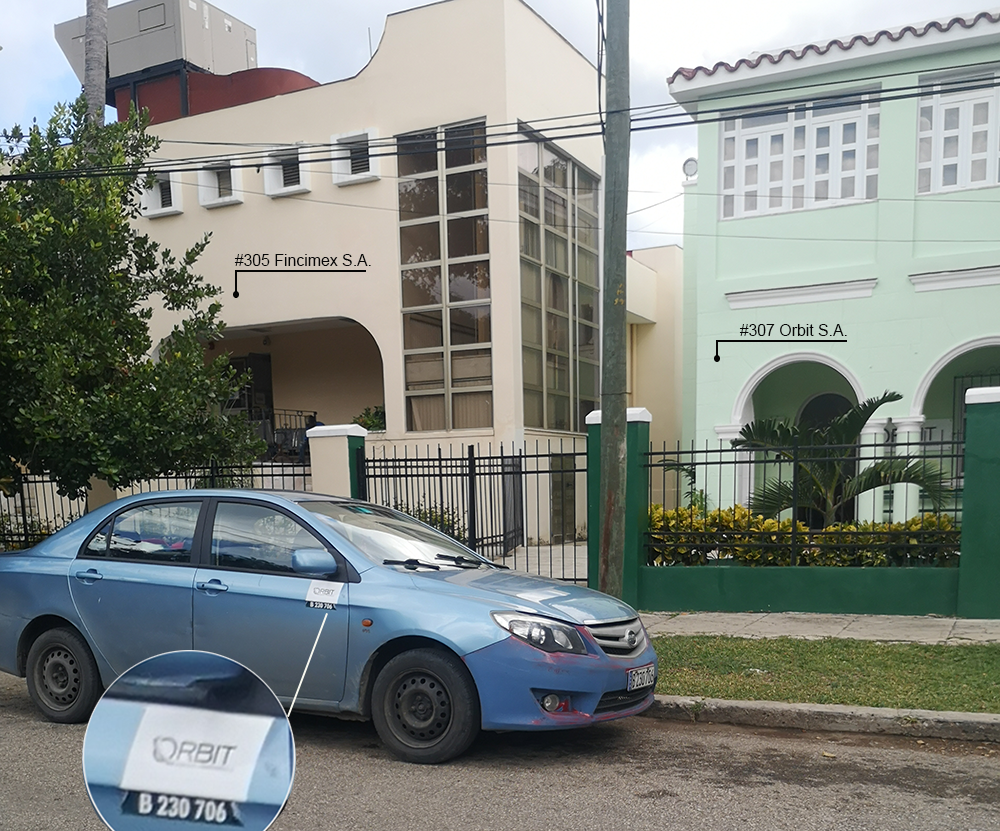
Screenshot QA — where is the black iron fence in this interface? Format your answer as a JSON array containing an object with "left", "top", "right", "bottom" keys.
[
  {"left": 0, "top": 475, "right": 88, "bottom": 550},
  {"left": 118, "top": 461, "right": 312, "bottom": 494},
  {"left": 359, "top": 440, "right": 588, "bottom": 581},
  {"left": 646, "top": 437, "right": 963, "bottom": 566}
]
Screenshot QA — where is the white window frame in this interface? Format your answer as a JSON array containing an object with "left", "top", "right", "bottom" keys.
[
  {"left": 197, "top": 161, "right": 243, "bottom": 208},
  {"left": 263, "top": 146, "right": 311, "bottom": 198},
  {"left": 140, "top": 171, "right": 183, "bottom": 218},
  {"left": 917, "top": 75, "right": 999, "bottom": 195},
  {"left": 332, "top": 128, "right": 380, "bottom": 186},
  {"left": 719, "top": 91, "right": 880, "bottom": 220}
]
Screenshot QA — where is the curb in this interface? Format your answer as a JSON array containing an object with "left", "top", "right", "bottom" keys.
[{"left": 642, "top": 694, "right": 1000, "bottom": 743}]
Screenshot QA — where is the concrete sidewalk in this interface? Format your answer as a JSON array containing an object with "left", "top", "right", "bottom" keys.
[
  {"left": 639, "top": 610, "right": 1000, "bottom": 644},
  {"left": 636, "top": 611, "right": 1000, "bottom": 743}
]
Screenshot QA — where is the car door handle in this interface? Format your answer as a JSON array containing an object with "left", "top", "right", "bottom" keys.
[
  {"left": 74, "top": 568, "right": 103, "bottom": 584},
  {"left": 196, "top": 579, "right": 229, "bottom": 594}
]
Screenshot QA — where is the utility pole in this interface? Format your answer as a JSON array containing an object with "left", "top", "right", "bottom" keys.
[
  {"left": 84, "top": 0, "right": 108, "bottom": 126},
  {"left": 598, "top": 0, "right": 629, "bottom": 598}
]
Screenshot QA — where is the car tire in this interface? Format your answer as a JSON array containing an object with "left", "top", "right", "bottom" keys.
[
  {"left": 371, "top": 648, "right": 480, "bottom": 764},
  {"left": 26, "top": 627, "right": 103, "bottom": 723}
]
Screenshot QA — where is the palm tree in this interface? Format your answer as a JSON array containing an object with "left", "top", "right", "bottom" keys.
[{"left": 731, "top": 391, "right": 950, "bottom": 528}]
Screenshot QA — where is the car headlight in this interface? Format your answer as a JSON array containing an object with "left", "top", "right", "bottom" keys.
[{"left": 490, "top": 612, "right": 587, "bottom": 655}]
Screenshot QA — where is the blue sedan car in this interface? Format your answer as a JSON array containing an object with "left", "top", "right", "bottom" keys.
[{"left": 0, "top": 491, "right": 657, "bottom": 763}]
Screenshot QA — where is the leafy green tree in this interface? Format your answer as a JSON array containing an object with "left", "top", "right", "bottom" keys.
[
  {"left": 731, "top": 391, "right": 950, "bottom": 528},
  {"left": 0, "top": 99, "right": 263, "bottom": 497}
]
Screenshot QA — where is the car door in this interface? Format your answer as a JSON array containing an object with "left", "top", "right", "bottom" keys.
[
  {"left": 69, "top": 499, "right": 203, "bottom": 674},
  {"left": 192, "top": 499, "right": 349, "bottom": 705}
]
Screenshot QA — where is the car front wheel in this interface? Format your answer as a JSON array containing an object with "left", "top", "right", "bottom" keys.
[
  {"left": 371, "top": 648, "right": 480, "bottom": 764},
  {"left": 26, "top": 627, "right": 103, "bottom": 723}
]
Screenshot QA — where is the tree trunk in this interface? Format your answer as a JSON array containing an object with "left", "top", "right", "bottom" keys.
[{"left": 84, "top": 0, "right": 108, "bottom": 127}]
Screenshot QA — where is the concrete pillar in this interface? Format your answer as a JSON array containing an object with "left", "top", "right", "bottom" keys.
[
  {"left": 586, "top": 407, "right": 651, "bottom": 606},
  {"left": 957, "top": 388, "right": 1000, "bottom": 619},
  {"left": 891, "top": 415, "right": 925, "bottom": 522},
  {"left": 87, "top": 477, "right": 120, "bottom": 512},
  {"left": 857, "top": 417, "right": 890, "bottom": 523},
  {"left": 307, "top": 425, "right": 367, "bottom": 498}
]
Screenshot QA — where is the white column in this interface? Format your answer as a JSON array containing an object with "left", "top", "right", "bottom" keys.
[
  {"left": 891, "top": 415, "right": 925, "bottom": 522},
  {"left": 307, "top": 424, "right": 367, "bottom": 498}
]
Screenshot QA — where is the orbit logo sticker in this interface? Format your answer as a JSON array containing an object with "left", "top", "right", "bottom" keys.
[
  {"left": 152, "top": 736, "right": 238, "bottom": 770},
  {"left": 305, "top": 580, "right": 343, "bottom": 610}
]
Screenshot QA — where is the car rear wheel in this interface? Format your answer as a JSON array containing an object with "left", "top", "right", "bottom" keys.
[
  {"left": 371, "top": 648, "right": 480, "bottom": 764},
  {"left": 26, "top": 627, "right": 103, "bottom": 723}
]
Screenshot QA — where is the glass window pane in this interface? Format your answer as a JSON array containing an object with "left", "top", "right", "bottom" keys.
[
  {"left": 723, "top": 194, "right": 734, "bottom": 217},
  {"left": 407, "top": 396, "right": 445, "bottom": 432},
  {"left": 745, "top": 164, "right": 758, "bottom": 186},
  {"left": 544, "top": 189, "right": 568, "bottom": 231},
  {"left": 919, "top": 137, "right": 932, "bottom": 163},
  {"left": 445, "top": 123, "right": 486, "bottom": 168},
  {"left": 397, "top": 131, "right": 437, "bottom": 176},
  {"left": 543, "top": 147, "right": 568, "bottom": 188},
  {"left": 918, "top": 168, "right": 931, "bottom": 193},
  {"left": 744, "top": 191, "right": 757, "bottom": 211},
  {"left": 868, "top": 113, "right": 880, "bottom": 138},
  {"left": 944, "top": 107, "right": 960, "bottom": 131},
  {"left": 545, "top": 231, "right": 568, "bottom": 274},
  {"left": 403, "top": 310, "right": 443, "bottom": 348},
  {"left": 724, "top": 136, "right": 735, "bottom": 161},
  {"left": 405, "top": 353, "right": 444, "bottom": 390},
  {"left": 452, "top": 392, "right": 492, "bottom": 429},
  {"left": 400, "top": 222, "right": 440, "bottom": 264},
  {"left": 841, "top": 177, "right": 855, "bottom": 198},
  {"left": 448, "top": 216, "right": 489, "bottom": 258},
  {"left": 770, "top": 160, "right": 782, "bottom": 182},
  {"left": 576, "top": 169, "right": 599, "bottom": 213},
  {"left": 943, "top": 136, "right": 958, "bottom": 159},
  {"left": 578, "top": 361, "right": 599, "bottom": 398},
  {"left": 449, "top": 261, "right": 490, "bottom": 302},
  {"left": 518, "top": 173, "right": 539, "bottom": 217},
  {"left": 815, "top": 180, "right": 829, "bottom": 202},
  {"left": 547, "top": 272, "right": 569, "bottom": 313},
  {"left": 546, "top": 353, "right": 569, "bottom": 392},
  {"left": 577, "top": 248, "right": 598, "bottom": 286},
  {"left": 769, "top": 186, "right": 782, "bottom": 208},
  {"left": 866, "top": 145, "right": 879, "bottom": 170},
  {"left": 520, "top": 217, "right": 540, "bottom": 260},
  {"left": 84, "top": 521, "right": 111, "bottom": 557},
  {"left": 522, "top": 305, "right": 542, "bottom": 346},
  {"left": 109, "top": 503, "right": 200, "bottom": 564},
  {"left": 450, "top": 305, "right": 491, "bottom": 345},
  {"left": 919, "top": 107, "right": 932, "bottom": 132},
  {"left": 745, "top": 138, "right": 758, "bottom": 159},
  {"left": 523, "top": 347, "right": 543, "bottom": 387},
  {"left": 723, "top": 166, "right": 735, "bottom": 189},
  {"left": 842, "top": 149, "right": 856, "bottom": 171},
  {"left": 723, "top": 119, "right": 736, "bottom": 132},
  {"left": 794, "top": 126, "right": 805, "bottom": 150},
  {"left": 793, "top": 156, "right": 805, "bottom": 179},
  {"left": 523, "top": 389, "right": 543, "bottom": 428},
  {"left": 398, "top": 177, "right": 439, "bottom": 221},
  {"left": 973, "top": 130, "right": 988, "bottom": 154},
  {"left": 547, "top": 313, "right": 569, "bottom": 352},
  {"left": 792, "top": 185, "right": 804, "bottom": 209},
  {"left": 816, "top": 126, "right": 830, "bottom": 148},
  {"left": 770, "top": 134, "right": 783, "bottom": 155},
  {"left": 842, "top": 122, "right": 857, "bottom": 145},
  {"left": 518, "top": 141, "right": 539, "bottom": 176},
  {"left": 577, "top": 324, "right": 598, "bottom": 362},
  {"left": 577, "top": 210, "right": 598, "bottom": 249},
  {"left": 974, "top": 101, "right": 990, "bottom": 126},
  {"left": 212, "top": 503, "right": 319, "bottom": 573},
  {"left": 577, "top": 285, "right": 598, "bottom": 323},
  {"left": 865, "top": 174, "right": 878, "bottom": 199},
  {"left": 446, "top": 170, "right": 488, "bottom": 214},
  {"left": 816, "top": 154, "right": 829, "bottom": 175},
  {"left": 452, "top": 349, "right": 491, "bottom": 388},
  {"left": 547, "top": 394, "right": 570, "bottom": 431},
  {"left": 972, "top": 158, "right": 987, "bottom": 181},
  {"left": 521, "top": 260, "right": 541, "bottom": 303},
  {"left": 401, "top": 266, "right": 441, "bottom": 308}
]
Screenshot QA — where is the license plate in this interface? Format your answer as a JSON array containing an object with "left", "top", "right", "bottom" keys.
[
  {"left": 626, "top": 664, "right": 655, "bottom": 692},
  {"left": 122, "top": 792, "right": 241, "bottom": 825}
]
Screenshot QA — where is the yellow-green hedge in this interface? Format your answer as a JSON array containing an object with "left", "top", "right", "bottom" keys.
[{"left": 647, "top": 506, "right": 960, "bottom": 567}]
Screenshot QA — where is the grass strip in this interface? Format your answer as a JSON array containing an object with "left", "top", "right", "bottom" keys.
[{"left": 652, "top": 636, "right": 1000, "bottom": 714}]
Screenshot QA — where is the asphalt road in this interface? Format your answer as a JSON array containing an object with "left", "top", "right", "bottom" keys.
[{"left": 2, "top": 671, "right": 998, "bottom": 831}]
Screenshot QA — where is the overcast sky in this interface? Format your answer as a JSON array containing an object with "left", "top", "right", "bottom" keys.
[{"left": 0, "top": 0, "right": 987, "bottom": 247}]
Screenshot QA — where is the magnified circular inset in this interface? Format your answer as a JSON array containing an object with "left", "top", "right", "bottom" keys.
[{"left": 83, "top": 651, "right": 294, "bottom": 830}]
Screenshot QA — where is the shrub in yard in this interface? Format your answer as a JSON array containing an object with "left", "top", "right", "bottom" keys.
[
  {"left": 394, "top": 501, "right": 467, "bottom": 543},
  {"left": 0, "top": 511, "right": 52, "bottom": 551}
]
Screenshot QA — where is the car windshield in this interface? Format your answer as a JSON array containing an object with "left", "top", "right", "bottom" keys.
[{"left": 299, "top": 501, "right": 493, "bottom": 570}]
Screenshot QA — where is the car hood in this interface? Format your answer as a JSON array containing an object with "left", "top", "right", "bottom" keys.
[{"left": 406, "top": 567, "right": 638, "bottom": 625}]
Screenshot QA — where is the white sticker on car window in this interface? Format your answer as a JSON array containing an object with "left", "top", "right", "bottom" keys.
[
  {"left": 305, "top": 580, "right": 343, "bottom": 610},
  {"left": 119, "top": 704, "right": 275, "bottom": 803}
]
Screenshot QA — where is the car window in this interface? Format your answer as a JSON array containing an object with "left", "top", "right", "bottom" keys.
[
  {"left": 87, "top": 502, "right": 201, "bottom": 564},
  {"left": 211, "top": 502, "right": 327, "bottom": 575}
]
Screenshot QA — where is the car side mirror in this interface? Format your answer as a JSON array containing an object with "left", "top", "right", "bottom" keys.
[{"left": 292, "top": 548, "right": 339, "bottom": 578}]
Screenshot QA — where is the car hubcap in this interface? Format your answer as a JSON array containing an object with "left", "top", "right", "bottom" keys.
[
  {"left": 392, "top": 672, "right": 451, "bottom": 745},
  {"left": 39, "top": 647, "right": 80, "bottom": 709}
]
